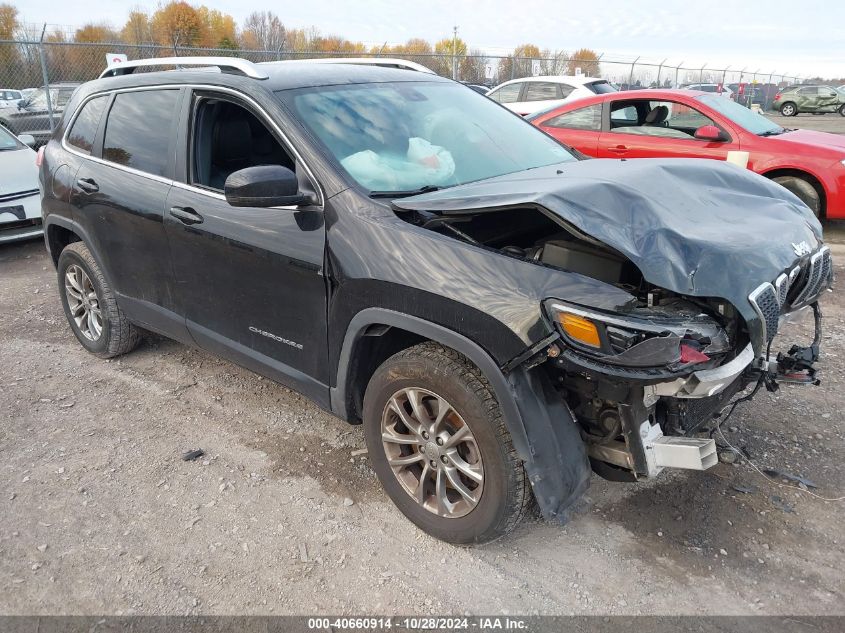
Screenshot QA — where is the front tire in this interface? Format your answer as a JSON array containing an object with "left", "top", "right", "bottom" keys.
[
  {"left": 839, "top": 104, "right": 845, "bottom": 117},
  {"left": 363, "top": 342, "right": 532, "bottom": 544},
  {"left": 772, "top": 176, "right": 822, "bottom": 218},
  {"left": 780, "top": 102, "right": 797, "bottom": 117},
  {"left": 57, "top": 242, "right": 142, "bottom": 358}
]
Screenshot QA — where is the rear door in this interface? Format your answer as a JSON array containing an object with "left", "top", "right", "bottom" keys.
[
  {"left": 69, "top": 87, "right": 188, "bottom": 341},
  {"left": 163, "top": 88, "right": 329, "bottom": 404},
  {"left": 516, "top": 81, "right": 569, "bottom": 116},
  {"left": 596, "top": 97, "right": 738, "bottom": 160},
  {"left": 816, "top": 86, "right": 840, "bottom": 111}
]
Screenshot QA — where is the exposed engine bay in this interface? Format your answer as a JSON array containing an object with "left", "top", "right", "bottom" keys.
[{"left": 396, "top": 202, "right": 829, "bottom": 482}]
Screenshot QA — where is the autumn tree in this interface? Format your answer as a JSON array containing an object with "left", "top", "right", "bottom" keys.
[
  {"left": 384, "top": 38, "right": 435, "bottom": 71},
  {"left": 0, "top": 3, "right": 20, "bottom": 87},
  {"left": 312, "top": 34, "right": 365, "bottom": 54},
  {"left": 197, "top": 6, "right": 237, "bottom": 49},
  {"left": 240, "top": 11, "right": 285, "bottom": 52},
  {"left": 151, "top": 1, "right": 207, "bottom": 50},
  {"left": 121, "top": 9, "right": 153, "bottom": 46},
  {"left": 497, "top": 43, "right": 541, "bottom": 80},
  {"left": 567, "top": 47, "right": 600, "bottom": 76},
  {"left": 432, "top": 36, "right": 467, "bottom": 78}
]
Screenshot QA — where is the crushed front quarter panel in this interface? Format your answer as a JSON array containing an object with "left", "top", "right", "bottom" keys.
[{"left": 394, "top": 158, "right": 825, "bottom": 355}]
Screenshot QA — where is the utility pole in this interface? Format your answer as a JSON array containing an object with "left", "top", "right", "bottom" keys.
[{"left": 452, "top": 25, "right": 458, "bottom": 80}]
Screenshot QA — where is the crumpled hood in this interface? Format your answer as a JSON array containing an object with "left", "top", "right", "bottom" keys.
[{"left": 394, "top": 158, "right": 823, "bottom": 329}]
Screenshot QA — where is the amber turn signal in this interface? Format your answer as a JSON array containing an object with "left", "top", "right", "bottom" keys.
[{"left": 559, "top": 313, "right": 601, "bottom": 348}]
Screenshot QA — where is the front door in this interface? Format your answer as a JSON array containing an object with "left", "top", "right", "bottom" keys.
[
  {"left": 164, "top": 89, "right": 329, "bottom": 404},
  {"left": 597, "top": 98, "right": 737, "bottom": 160}
]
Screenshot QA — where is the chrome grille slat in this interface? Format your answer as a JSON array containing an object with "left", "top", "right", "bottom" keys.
[
  {"left": 749, "top": 283, "right": 780, "bottom": 345},
  {"left": 792, "top": 247, "right": 829, "bottom": 306}
]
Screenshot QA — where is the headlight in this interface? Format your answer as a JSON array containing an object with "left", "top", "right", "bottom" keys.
[
  {"left": 544, "top": 299, "right": 729, "bottom": 368},
  {"left": 840, "top": 159, "right": 845, "bottom": 167}
]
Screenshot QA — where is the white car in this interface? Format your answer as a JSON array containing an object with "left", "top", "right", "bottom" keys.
[
  {"left": 0, "top": 126, "right": 41, "bottom": 243},
  {"left": 0, "top": 89, "right": 23, "bottom": 108},
  {"left": 486, "top": 75, "right": 616, "bottom": 116},
  {"left": 682, "top": 83, "right": 734, "bottom": 100}
]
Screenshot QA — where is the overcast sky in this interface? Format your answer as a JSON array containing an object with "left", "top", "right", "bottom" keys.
[{"left": 15, "top": 0, "right": 845, "bottom": 78}]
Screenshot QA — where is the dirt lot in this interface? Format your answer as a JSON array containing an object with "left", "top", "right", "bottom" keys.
[
  {"left": 765, "top": 112, "right": 845, "bottom": 134},
  {"left": 1, "top": 233, "right": 844, "bottom": 617}
]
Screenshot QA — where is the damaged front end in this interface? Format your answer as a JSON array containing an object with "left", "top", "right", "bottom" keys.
[{"left": 394, "top": 158, "right": 833, "bottom": 484}]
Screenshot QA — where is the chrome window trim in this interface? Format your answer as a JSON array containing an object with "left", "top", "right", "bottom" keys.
[{"left": 61, "top": 83, "right": 325, "bottom": 208}]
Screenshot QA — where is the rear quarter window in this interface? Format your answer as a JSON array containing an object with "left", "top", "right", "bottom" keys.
[
  {"left": 102, "top": 90, "right": 180, "bottom": 177},
  {"left": 543, "top": 104, "right": 602, "bottom": 131},
  {"left": 66, "top": 95, "right": 108, "bottom": 154}
]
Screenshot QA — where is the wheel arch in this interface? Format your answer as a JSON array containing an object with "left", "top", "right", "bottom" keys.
[
  {"left": 333, "top": 308, "right": 591, "bottom": 522},
  {"left": 761, "top": 167, "right": 827, "bottom": 218}
]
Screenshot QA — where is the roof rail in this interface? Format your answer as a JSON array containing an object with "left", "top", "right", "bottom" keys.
[
  {"left": 262, "top": 57, "right": 436, "bottom": 75},
  {"left": 99, "top": 57, "right": 269, "bottom": 80}
]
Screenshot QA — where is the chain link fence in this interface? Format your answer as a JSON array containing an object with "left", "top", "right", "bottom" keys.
[{"left": 0, "top": 37, "right": 809, "bottom": 139}]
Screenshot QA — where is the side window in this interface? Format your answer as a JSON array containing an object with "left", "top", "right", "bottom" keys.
[
  {"left": 525, "top": 82, "right": 560, "bottom": 101},
  {"left": 190, "top": 97, "right": 295, "bottom": 191},
  {"left": 66, "top": 95, "right": 108, "bottom": 154},
  {"left": 612, "top": 100, "right": 715, "bottom": 139},
  {"left": 488, "top": 83, "right": 522, "bottom": 104},
  {"left": 610, "top": 104, "right": 639, "bottom": 125},
  {"left": 544, "top": 104, "right": 602, "bottom": 131},
  {"left": 103, "top": 90, "right": 179, "bottom": 177},
  {"left": 820, "top": 87, "right": 836, "bottom": 97},
  {"left": 798, "top": 87, "right": 817, "bottom": 96},
  {"left": 559, "top": 84, "right": 574, "bottom": 98}
]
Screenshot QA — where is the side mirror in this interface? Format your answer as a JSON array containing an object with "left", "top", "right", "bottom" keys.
[
  {"left": 224, "top": 165, "right": 308, "bottom": 208},
  {"left": 17, "top": 99, "right": 27, "bottom": 109},
  {"left": 694, "top": 125, "right": 727, "bottom": 142},
  {"left": 18, "top": 134, "right": 35, "bottom": 148}
]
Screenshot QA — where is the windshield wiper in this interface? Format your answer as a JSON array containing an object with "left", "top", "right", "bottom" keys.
[
  {"left": 758, "top": 129, "right": 786, "bottom": 137},
  {"left": 369, "top": 185, "right": 443, "bottom": 198}
]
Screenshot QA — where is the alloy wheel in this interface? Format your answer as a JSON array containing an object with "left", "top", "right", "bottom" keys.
[
  {"left": 64, "top": 264, "right": 103, "bottom": 341},
  {"left": 381, "top": 387, "right": 484, "bottom": 518}
]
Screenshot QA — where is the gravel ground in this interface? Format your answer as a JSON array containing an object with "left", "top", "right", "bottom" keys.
[
  {"left": 1, "top": 236, "right": 844, "bottom": 617},
  {"left": 765, "top": 112, "right": 845, "bottom": 134}
]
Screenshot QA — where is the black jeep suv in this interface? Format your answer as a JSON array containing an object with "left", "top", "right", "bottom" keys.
[{"left": 39, "top": 58, "right": 831, "bottom": 544}]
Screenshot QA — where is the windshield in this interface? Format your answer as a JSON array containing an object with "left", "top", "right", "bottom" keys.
[
  {"left": 0, "top": 126, "right": 19, "bottom": 150},
  {"left": 696, "top": 94, "right": 784, "bottom": 135},
  {"left": 278, "top": 81, "right": 575, "bottom": 194}
]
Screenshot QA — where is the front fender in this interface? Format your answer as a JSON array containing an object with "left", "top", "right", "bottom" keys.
[{"left": 333, "top": 308, "right": 590, "bottom": 522}]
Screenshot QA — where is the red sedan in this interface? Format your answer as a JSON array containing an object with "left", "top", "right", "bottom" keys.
[{"left": 529, "top": 89, "right": 845, "bottom": 219}]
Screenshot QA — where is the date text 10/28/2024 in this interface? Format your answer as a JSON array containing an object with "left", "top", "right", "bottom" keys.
[{"left": 307, "top": 618, "right": 528, "bottom": 630}]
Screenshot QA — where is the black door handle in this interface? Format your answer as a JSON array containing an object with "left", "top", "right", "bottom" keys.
[
  {"left": 170, "top": 206, "right": 204, "bottom": 225},
  {"left": 75, "top": 177, "right": 99, "bottom": 193}
]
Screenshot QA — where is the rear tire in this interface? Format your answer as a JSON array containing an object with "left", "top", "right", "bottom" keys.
[
  {"left": 57, "top": 242, "right": 142, "bottom": 358},
  {"left": 780, "top": 102, "right": 797, "bottom": 117},
  {"left": 772, "top": 176, "right": 822, "bottom": 218},
  {"left": 363, "top": 342, "right": 532, "bottom": 544},
  {"left": 839, "top": 104, "right": 845, "bottom": 117}
]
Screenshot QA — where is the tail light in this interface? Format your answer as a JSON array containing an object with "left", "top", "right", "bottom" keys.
[
  {"left": 35, "top": 146, "right": 44, "bottom": 168},
  {"left": 773, "top": 93, "right": 781, "bottom": 101}
]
